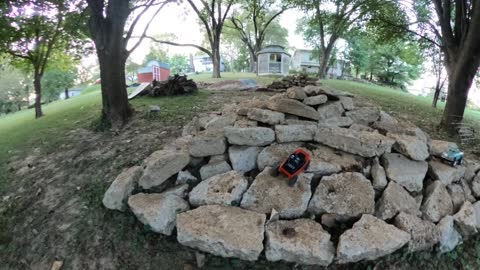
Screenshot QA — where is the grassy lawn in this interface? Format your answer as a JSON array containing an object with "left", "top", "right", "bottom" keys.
[{"left": 189, "top": 72, "right": 280, "bottom": 85}]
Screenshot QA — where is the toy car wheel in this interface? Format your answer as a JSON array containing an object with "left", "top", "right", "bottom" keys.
[
  {"left": 452, "top": 159, "right": 458, "bottom": 166},
  {"left": 288, "top": 176, "right": 298, "bottom": 187},
  {"left": 271, "top": 165, "right": 280, "bottom": 177}
]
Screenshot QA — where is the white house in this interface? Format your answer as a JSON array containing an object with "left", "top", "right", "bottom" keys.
[
  {"left": 192, "top": 55, "right": 225, "bottom": 72},
  {"left": 256, "top": 45, "right": 291, "bottom": 76},
  {"left": 291, "top": 49, "right": 345, "bottom": 78}
]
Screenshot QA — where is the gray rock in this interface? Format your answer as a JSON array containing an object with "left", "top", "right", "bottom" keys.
[
  {"left": 315, "top": 127, "right": 395, "bottom": 158},
  {"left": 447, "top": 183, "right": 467, "bottom": 212},
  {"left": 429, "top": 160, "right": 465, "bottom": 186},
  {"left": 128, "top": 193, "right": 189, "bottom": 235},
  {"left": 345, "top": 107, "right": 380, "bottom": 125},
  {"left": 464, "top": 159, "right": 480, "bottom": 182},
  {"left": 266, "top": 97, "right": 321, "bottom": 120},
  {"left": 371, "top": 158, "right": 387, "bottom": 191},
  {"left": 240, "top": 167, "right": 313, "bottom": 218},
  {"left": 374, "top": 121, "right": 428, "bottom": 144},
  {"left": 436, "top": 215, "right": 462, "bottom": 253},
  {"left": 430, "top": 140, "right": 459, "bottom": 157},
  {"left": 257, "top": 143, "right": 307, "bottom": 170},
  {"left": 453, "top": 201, "right": 478, "bottom": 237},
  {"left": 308, "top": 172, "right": 375, "bottom": 219},
  {"left": 275, "top": 125, "right": 316, "bottom": 143},
  {"left": 310, "top": 144, "right": 365, "bottom": 171},
  {"left": 317, "top": 101, "right": 344, "bottom": 120},
  {"left": 139, "top": 150, "right": 191, "bottom": 189},
  {"left": 421, "top": 181, "right": 453, "bottom": 223},
  {"left": 182, "top": 116, "right": 200, "bottom": 136},
  {"left": 382, "top": 153, "right": 428, "bottom": 192},
  {"left": 303, "top": 85, "right": 323, "bottom": 96},
  {"left": 247, "top": 108, "right": 285, "bottom": 125},
  {"left": 375, "top": 181, "right": 421, "bottom": 220},
  {"left": 224, "top": 127, "right": 275, "bottom": 146},
  {"left": 286, "top": 86, "right": 307, "bottom": 100},
  {"left": 228, "top": 145, "right": 262, "bottom": 173},
  {"left": 189, "top": 133, "right": 227, "bottom": 157},
  {"left": 388, "top": 133, "right": 430, "bottom": 161},
  {"left": 339, "top": 96, "right": 354, "bottom": 110},
  {"left": 176, "top": 205, "right": 266, "bottom": 261},
  {"left": 337, "top": 215, "right": 410, "bottom": 263},
  {"left": 394, "top": 212, "right": 440, "bottom": 252},
  {"left": 103, "top": 166, "right": 143, "bottom": 211},
  {"left": 189, "top": 171, "right": 248, "bottom": 207},
  {"left": 282, "top": 119, "right": 318, "bottom": 126},
  {"left": 305, "top": 159, "right": 342, "bottom": 177},
  {"left": 460, "top": 178, "right": 476, "bottom": 202},
  {"left": 162, "top": 184, "right": 189, "bottom": 198},
  {"left": 199, "top": 161, "right": 232, "bottom": 181},
  {"left": 303, "top": 95, "right": 328, "bottom": 106},
  {"left": 379, "top": 110, "right": 398, "bottom": 124},
  {"left": 176, "top": 170, "right": 198, "bottom": 185},
  {"left": 265, "top": 219, "right": 334, "bottom": 266},
  {"left": 349, "top": 123, "right": 376, "bottom": 132},
  {"left": 473, "top": 202, "right": 480, "bottom": 229},
  {"left": 318, "top": 117, "right": 353, "bottom": 128},
  {"left": 205, "top": 114, "right": 236, "bottom": 130},
  {"left": 233, "top": 119, "right": 258, "bottom": 128},
  {"left": 210, "top": 153, "right": 228, "bottom": 163},
  {"left": 470, "top": 173, "right": 480, "bottom": 198}
]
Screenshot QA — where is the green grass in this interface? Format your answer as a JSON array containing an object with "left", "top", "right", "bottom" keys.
[{"left": 189, "top": 72, "right": 280, "bottom": 86}]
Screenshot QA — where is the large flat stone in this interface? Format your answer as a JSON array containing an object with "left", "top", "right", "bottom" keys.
[
  {"left": 305, "top": 159, "right": 342, "bottom": 177},
  {"left": 240, "top": 167, "right": 313, "bottom": 218},
  {"left": 314, "top": 127, "right": 395, "bottom": 158},
  {"left": 318, "top": 117, "right": 353, "bottom": 128},
  {"left": 189, "top": 133, "right": 227, "bottom": 157},
  {"left": 308, "top": 172, "right": 375, "bottom": 219},
  {"left": 103, "top": 166, "right": 143, "bottom": 211},
  {"left": 382, "top": 153, "right": 428, "bottom": 192},
  {"left": 337, "top": 215, "right": 410, "bottom": 263},
  {"left": 303, "top": 95, "right": 328, "bottom": 106},
  {"left": 421, "top": 181, "right": 453, "bottom": 223},
  {"left": 228, "top": 145, "right": 262, "bottom": 173},
  {"left": 430, "top": 140, "right": 459, "bottom": 157},
  {"left": 375, "top": 181, "right": 421, "bottom": 220},
  {"left": 176, "top": 205, "right": 266, "bottom": 261},
  {"left": 394, "top": 212, "right": 440, "bottom": 252},
  {"left": 345, "top": 107, "right": 380, "bottom": 125},
  {"left": 453, "top": 201, "right": 478, "bottom": 237},
  {"left": 265, "top": 219, "right": 334, "bottom": 266},
  {"left": 224, "top": 127, "right": 275, "bottom": 146},
  {"left": 266, "top": 97, "right": 321, "bottom": 120},
  {"left": 247, "top": 108, "right": 285, "bottom": 125},
  {"left": 189, "top": 171, "right": 248, "bottom": 207},
  {"left": 436, "top": 215, "right": 462, "bottom": 253},
  {"left": 317, "top": 101, "right": 344, "bottom": 120},
  {"left": 429, "top": 160, "right": 466, "bottom": 186},
  {"left": 139, "top": 150, "right": 191, "bottom": 189},
  {"left": 128, "top": 193, "right": 189, "bottom": 235},
  {"left": 286, "top": 86, "right": 307, "bottom": 100},
  {"left": 310, "top": 144, "right": 365, "bottom": 171},
  {"left": 199, "top": 161, "right": 232, "bottom": 181},
  {"left": 275, "top": 125, "right": 316, "bottom": 143},
  {"left": 388, "top": 133, "right": 429, "bottom": 161},
  {"left": 371, "top": 157, "right": 387, "bottom": 191}
]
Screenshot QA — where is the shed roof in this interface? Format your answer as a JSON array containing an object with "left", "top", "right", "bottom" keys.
[{"left": 257, "top": 45, "right": 291, "bottom": 56}]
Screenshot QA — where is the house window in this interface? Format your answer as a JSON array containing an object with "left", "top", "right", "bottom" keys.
[{"left": 270, "top": 53, "right": 282, "bottom": 62}]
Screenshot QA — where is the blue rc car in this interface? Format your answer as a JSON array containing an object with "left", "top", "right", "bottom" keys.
[{"left": 441, "top": 147, "right": 464, "bottom": 166}]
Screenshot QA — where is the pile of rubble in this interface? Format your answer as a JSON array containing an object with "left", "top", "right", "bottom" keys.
[
  {"left": 103, "top": 83, "right": 480, "bottom": 266},
  {"left": 258, "top": 73, "right": 318, "bottom": 92}
]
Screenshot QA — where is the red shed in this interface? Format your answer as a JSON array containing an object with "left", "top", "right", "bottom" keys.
[{"left": 137, "top": 60, "right": 170, "bottom": 83}]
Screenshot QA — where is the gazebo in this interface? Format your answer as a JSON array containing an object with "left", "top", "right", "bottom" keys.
[{"left": 256, "top": 45, "right": 291, "bottom": 76}]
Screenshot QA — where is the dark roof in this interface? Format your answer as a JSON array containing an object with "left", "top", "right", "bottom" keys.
[{"left": 257, "top": 45, "right": 291, "bottom": 56}]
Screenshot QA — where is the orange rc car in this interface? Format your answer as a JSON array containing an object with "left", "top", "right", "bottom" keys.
[{"left": 272, "top": 149, "right": 311, "bottom": 186}]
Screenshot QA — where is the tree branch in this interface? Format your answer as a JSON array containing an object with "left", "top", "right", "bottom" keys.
[
  {"left": 186, "top": 0, "right": 214, "bottom": 46},
  {"left": 125, "top": 0, "right": 155, "bottom": 43},
  {"left": 142, "top": 35, "right": 213, "bottom": 57}
]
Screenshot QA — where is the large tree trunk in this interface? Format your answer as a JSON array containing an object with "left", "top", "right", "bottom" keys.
[
  {"left": 211, "top": 39, "right": 221, "bottom": 78},
  {"left": 33, "top": 72, "right": 43, "bottom": 118},
  {"left": 65, "top": 88, "right": 69, "bottom": 99},
  {"left": 97, "top": 48, "right": 132, "bottom": 128},
  {"left": 248, "top": 50, "right": 256, "bottom": 73},
  {"left": 318, "top": 41, "right": 335, "bottom": 79}
]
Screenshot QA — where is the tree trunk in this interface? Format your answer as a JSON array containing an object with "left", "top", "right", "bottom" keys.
[
  {"left": 211, "top": 36, "right": 221, "bottom": 78},
  {"left": 248, "top": 50, "right": 256, "bottom": 73},
  {"left": 97, "top": 50, "right": 132, "bottom": 128},
  {"left": 65, "top": 88, "right": 69, "bottom": 99},
  {"left": 318, "top": 41, "right": 335, "bottom": 79},
  {"left": 33, "top": 72, "right": 43, "bottom": 118}
]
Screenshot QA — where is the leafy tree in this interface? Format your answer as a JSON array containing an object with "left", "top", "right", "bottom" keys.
[
  {"left": 227, "top": 0, "right": 289, "bottom": 72},
  {"left": 0, "top": 61, "right": 29, "bottom": 114},
  {"left": 42, "top": 70, "right": 76, "bottom": 102},
  {"left": 0, "top": 0, "right": 85, "bottom": 118},
  {"left": 169, "top": 54, "right": 189, "bottom": 74},
  {"left": 145, "top": 0, "right": 235, "bottom": 78},
  {"left": 85, "top": 0, "right": 173, "bottom": 128},
  {"left": 372, "top": 0, "right": 480, "bottom": 132},
  {"left": 125, "top": 59, "right": 141, "bottom": 83}
]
